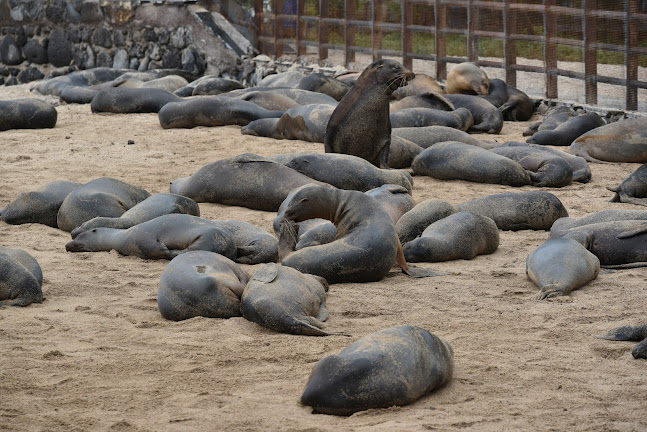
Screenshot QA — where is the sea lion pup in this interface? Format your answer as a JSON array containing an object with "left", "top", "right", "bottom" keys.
[
  {"left": 0, "top": 248, "right": 43, "bottom": 307},
  {"left": 403, "top": 212, "right": 499, "bottom": 263},
  {"left": 390, "top": 107, "right": 474, "bottom": 131},
  {"left": 258, "top": 70, "right": 307, "bottom": 88},
  {"left": 523, "top": 106, "right": 581, "bottom": 136},
  {"left": 224, "top": 87, "right": 338, "bottom": 106},
  {"left": 526, "top": 238, "right": 600, "bottom": 300},
  {"left": 411, "top": 142, "right": 532, "bottom": 187},
  {"left": 444, "top": 94, "right": 504, "bottom": 134},
  {"left": 275, "top": 104, "right": 336, "bottom": 143},
  {"left": 0, "top": 99, "right": 57, "bottom": 131},
  {"left": 237, "top": 90, "right": 301, "bottom": 111},
  {"left": 395, "top": 199, "right": 458, "bottom": 244},
  {"left": 70, "top": 193, "right": 200, "bottom": 238},
  {"left": 457, "top": 191, "right": 568, "bottom": 231},
  {"left": 90, "top": 87, "right": 183, "bottom": 114},
  {"left": 170, "top": 154, "right": 328, "bottom": 212},
  {"left": 65, "top": 214, "right": 237, "bottom": 261},
  {"left": 240, "top": 118, "right": 284, "bottom": 139},
  {"left": 324, "top": 59, "right": 414, "bottom": 168},
  {"left": 527, "top": 112, "right": 606, "bottom": 146},
  {"left": 300, "top": 325, "right": 453, "bottom": 415},
  {"left": 157, "top": 251, "right": 249, "bottom": 321},
  {"left": 490, "top": 146, "right": 574, "bottom": 188},
  {"left": 570, "top": 117, "right": 647, "bottom": 163},
  {"left": 158, "top": 96, "right": 284, "bottom": 129},
  {"left": 596, "top": 324, "right": 647, "bottom": 360},
  {"left": 241, "top": 263, "right": 347, "bottom": 336},
  {"left": 480, "top": 78, "right": 534, "bottom": 121},
  {"left": 1, "top": 180, "right": 81, "bottom": 228},
  {"left": 392, "top": 125, "right": 487, "bottom": 149},
  {"left": 607, "top": 163, "right": 647, "bottom": 206},
  {"left": 551, "top": 209, "right": 647, "bottom": 233},
  {"left": 387, "top": 136, "right": 424, "bottom": 169},
  {"left": 297, "top": 73, "right": 351, "bottom": 101},
  {"left": 57, "top": 177, "right": 151, "bottom": 233},
  {"left": 392, "top": 73, "right": 446, "bottom": 99},
  {"left": 389, "top": 92, "right": 454, "bottom": 112},
  {"left": 365, "top": 184, "right": 415, "bottom": 224},
  {"left": 446, "top": 62, "right": 489, "bottom": 95},
  {"left": 191, "top": 77, "right": 245, "bottom": 96}
]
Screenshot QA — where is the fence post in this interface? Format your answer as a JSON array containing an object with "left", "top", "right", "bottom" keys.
[
  {"left": 626, "top": 0, "right": 638, "bottom": 111},
  {"left": 503, "top": 0, "right": 517, "bottom": 87},
  {"left": 319, "top": 0, "right": 329, "bottom": 61},
  {"left": 274, "top": 0, "right": 284, "bottom": 57},
  {"left": 466, "top": 0, "right": 478, "bottom": 61},
  {"left": 345, "top": 0, "right": 356, "bottom": 65},
  {"left": 296, "top": 0, "right": 306, "bottom": 56},
  {"left": 435, "top": 0, "right": 447, "bottom": 80},
  {"left": 543, "top": 0, "right": 558, "bottom": 99},
  {"left": 254, "top": 0, "right": 265, "bottom": 54},
  {"left": 373, "top": 0, "right": 385, "bottom": 61},
  {"left": 583, "top": 0, "right": 597, "bottom": 105},
  {"left": 402, "top": 0, "right": 413, "bottom": 69}
]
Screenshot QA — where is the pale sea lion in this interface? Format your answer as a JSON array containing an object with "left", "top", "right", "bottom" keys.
[
  {"left": 240, "top": 118, "right": 283, "bottom": 139},
  {"left": 395, "top": 199, "right": 458, "bottom": 244},
  {"left": 0, "top": 249, "right": 43, "bottom": 307},
  {"left": 191, "top": 77, "right": 244, "bottom": 96},
  {"left": 446, "top": 62, "right": 489, "bottom": 95},
  {"left": 297, "top": 73, "right": 350, "bottom": 101},
  {"left": 0, "top": 98, "right": 57, "bottom": 131},
  {"left": 1, "top": 180, "right": 81, "bottom": 228},
  {"left": 392, "top": 73, "right": 446, "bottom": 98},
  {"left": 527, "top": 112, "right": 605, "bottom": 146},
  {"left": 157, "top": 251, "right": 249, "bottom": 321},
  {"left": 237, "top": 90, "right": 301, "bottom": 111},
  {"left": 491, "top": 146, "right": 574, "bottom": 188},
  {"left": 444, "top": 94, "right": 503, "bottom": 134},
  {"left": 390, "top": 92, "right": 454, "bottom": 112},
  {"left": 275, "top": 104, "right": 335, "bottom": 143},
  {"left": 570, "top": 117, "right": 647, "bottom": 163},
  {"left": 596, "top": 324, "right": 647, "bottom": 359},
  {"left": 390, "top": 107, "right": 474, "bottom": 131},
  {"left": 607, "top": 163, "right": 647, "bottom": 206},
  {"left": 324, "top": 59, "right": 414, "bottom": 167},
  {"left": 300, "top": 325, "right": 453, "bottom": 415},
  {"left": 365, "top": 184, "right": 415, "bottom": 225},
  {"left": 90, "top": 87, "right": 183, "bottom": 114},
  {"left": 225, "top": 87, "right": 338, "bottom": 106},
  {"left": 392, "top": 125, "right": 486, "bottom": 149},
  {"left": 526, "top": 238, "right": 600, "bottom": 300}
]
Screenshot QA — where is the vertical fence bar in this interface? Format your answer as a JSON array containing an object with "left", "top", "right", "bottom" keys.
[
  {"left": 626, "top": 0, "right": 638, "bottom": 111},
  {"left": 373, "top": 0, "right": 385, "bottom": 61},
  {"left": 466, "top": 0, "right": 478, "bottom": 61},
  {"left": 435, "top": 0, "right": 447, "bottom": 80},
  {"left": 254, "top": 0, "right": 265, "bottom": 54},
  {"left": 543, "top": 0, "right": 558, "bottom": 99},
  {"left": 345, "top": 0, "right": 356, "bottom": 65},
  {"left": 296, "top": 0, "right": 306, "bottom": 56},
  {"left": 503, "top": 0, "right": 517, "bottom": 87},
  {"left": 583, "top": 0, "right": 597, "bottom": 105},
  {"left": 274, "top": 0, "right": 284, "bottom": 57},
  {"left": 402, "top": 0, "right": 413, "bottom": 69},
  {"left": 319, "top": 0, "right": 329, "bottom": 60}
]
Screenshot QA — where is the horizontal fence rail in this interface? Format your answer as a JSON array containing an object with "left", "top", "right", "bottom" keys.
[{"left": 253, "top": 0, "right": 647, "bottom": 111}]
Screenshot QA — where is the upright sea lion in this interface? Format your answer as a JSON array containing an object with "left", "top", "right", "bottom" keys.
[
  {"left": 0, "top": 99, "right": 57, "bottom": 131},
  {"left": 395, "top": 199, "right": 458, "bottom": 244},
  {"left": 446, "top": 62, "right": 489, "bottom": 95},
  {"left": 324, "top": 59, "right": 414, "bottom": 167},
  {"left": 491, "top": 146, "right": 574, "bottom": 187},
  {"left": 596, "top": 324, "right": 647, "bottom": 360},
  {"left": 157, "top": 251, "right": 249, "bottom": 321},
  {"left": 1, "top": 180, "right": 81, "bottom": 228},
  {"left": 444, "top": 94, "right": 503, "bottom": 134},
  {"left": 390, "top": 107, "right": 474, "bottom": 131},
  {"left": 297, "top": 73, "right": 350, "bottom": 101},
  {"left": 527, "top": 112, "right": 605, "bottom": 146},
  {"left": 570, "top": 117, "right": 647, "bottom": 163},
  {"left": 90, "top": 87, "right": 183, "bottom": 114},
  {"left": 607, "top": 163, "right": 647, "bottom": 206},
  {"left": 300, "top": 326, "right": 453, "bottom": 415},
  {"left": 0, "top": 249, "right": 43, "bottom": 307}
]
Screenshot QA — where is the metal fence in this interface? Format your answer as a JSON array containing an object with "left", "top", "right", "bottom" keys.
[{"left": 253, "top": 0, "right": 647, "bottom": 111}]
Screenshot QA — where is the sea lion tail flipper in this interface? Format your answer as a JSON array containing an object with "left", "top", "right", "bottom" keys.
[
  {"left": 601, "top": 262, "right": 647, "bottom": 270},
  {"left": 595, "top": 324, "right": 647, "bottom": 341},
  {"left": 278, "top": 221, "right": 299, "bottom": 261},
  {"left": 616, "top": 222, "right": 647, "bottom": 239},
  {"left": 402, "top": 265, "right": 451, "bottom": 278},
  {"left": 535, "top": 285, "right": 567, "bottom": 301},
  {"left": 293, "top": 317, "right": 351, "bottom": 337}
]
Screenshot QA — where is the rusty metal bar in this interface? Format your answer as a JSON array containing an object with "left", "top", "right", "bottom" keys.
[
  {"left": 318, "top": 0, "right": 329, "bottom": 60},
  {"left": 403, "top": 0, "right": 413, "bottom": 69},
  {"left": 254, "top": 0, "right": 266, "bottom": 54},
  {"left": 466, "top": 0, "right": 478, "bottom": 61},
  {"left": 274, "top": 0, "right": 284, "bottom": 57},
  {"left": 583, "top": 0, "right": 597, "bottom": 105},
  {"left": 544, "top": 0, "right": 557, "bottom": 99},
  {"left": 296, "top": 0, "right": 306, "bottom": 56},
  {"left": 344, "top": 0, "right": 356, "bottom": 65},
  {"left": 626, "top": 0, "right": 638, "bottom": 111},
  {"left": 373, "top": 0, "right": 385, "bottom": 61},
  {"left": 435, "top": 0, "right": 447, "bottom": 80},
  {"left": 503, "top": 0, "right": 517, "bottom": 87}
]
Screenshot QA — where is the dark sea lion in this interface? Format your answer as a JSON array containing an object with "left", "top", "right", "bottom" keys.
[
  {"left": 0, "top": 249, "right": 43, "bottom": 307},
  {"left": 90, "top": 87, "right": 182, "bottom": 114},
  {"left": 491, "top": 146, "right": 573, "bottom": 187},
  {"left": 31, "top": 67, "right": 125, "bottom": 96},
  {"left": 240, "top": 118, "right": 283, "bottom": 139},
  {"left": 392, "top": 73, "right": 445, "bottom": 99},
  {"left": 158, "top": 96, "right": 284, "bottom": 129},
  {"left": 157, "top": 251, "right": 249, "bottom": 321},
  {"left": 65, "top": 214, "right": 237, "bottom": 261},
  {"left": 500, "top": 141, "right": 591, "bottom": 183},
  {"left": 290, "top": 219, "right": 337, "bottom": 250},
  {"left": 523, "top": 106, "right": 581, "bottom": 137},
  {"left": 607, "top": 163, "right": 647, "bottom": 206},
  {"left": 59, "top": 85, "right": 100, "bottom": 104},
  {"left": 57, "top": 177, "right": 151, "bottom": 233},
  {"left": 225, "top": 87, "right": 338, "bottom": 106},
  {"left": 390, "top": 107, "right": 474, "bottom": 131},
  {"left": 387, "top": 136, "right": 424, "bottom": 169},
  {"left": 551, "top": 209, "right": 647, "bottom": 233},
  {"left": 238, "top": 90, "right": 301, "bottom": 111},
  {"left": 191, "top": 77, "right": 244, "bottom": 96},
  {"left": 1, "top": 180, "right": 81, "bottom": 228},
  {"left": 334, "top": 71, "right": 361, "bottom": 85},
  {"left": 526, "top": 238, "right": 600, "bottom": 300},
  {"left": 365, "top": 184, "right": 415, "bottom": 225},
  {"left": 170, "top": 154, "right": 328, "bottom": 212},
  {"left": 297, "top": 73, "right": 350, "bottom": 101},
  {"left": 395, "top": 199, "right": 458, "bottom": 244},
  {"left": 275, "top": 104, "right": 335, "bottom": 143},
  {"left": 392, "top": 125, "right": 486, "bottom": 149},
  {"left": 403, "top": 211, "right": 499, "bottom": 263},
  {"left": 479, "top": 78, "right": 508, "bottom": 107},
  {"left": 300, "top": 325, "right": 453, "bottom": 415},
  {"left": 241, "top": 263, "right": 346, "bottom": 336},
  {"left": 457, "top": 191, "right": 568, "bottom": 231},
  {"left": 139, "top": 75, "right": 189, "bottom": 93},
  {"left": 0, "top": 246, "right": 43, "bottom": 286},
  {"left": 390, "top": 92, "right": 454, "bottom": 112},
  {"left": 411, "top": 142, "right": 532, "bottom": 187},
  {"left": 0, "top": 99, "right": 57, "bottom": 131},
  {"left": 70, "top": 193, "right": 200, "bottom": 238},
  {"left": 446, "top": 62, "right": 489, "bottom": 95},
  {"left": 324, "top": 59, "right": 414, "bottom": 167},
  {"left": 480, "top": 79, "right": 534, "bottom": 121},
  {"left": 268, "top": 152, "right": 413, "bottom": 193},
  {"left": 258, "top": 70, "right": 307, "bottom": 88},
  {"left": 210, "top": 219, "right": 278, "bottom": 264},
  {"left": 596, "top": 324, "right": 647, "bottom": 360},
  {"left": 570, "top": 117, "right": 647, "bottom": 163},
  {"left": 527, "top": 112, "right": 605, "bottom": 146},
  {"left": 444, "top": 94, "right": 503, "bottom": 134}
]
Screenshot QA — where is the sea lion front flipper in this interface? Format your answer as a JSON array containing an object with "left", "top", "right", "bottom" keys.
[
  {"left": 395, "top": 237, "right": 449, "bottom": 278},
  {"left": 278, "top": 221, "right": 299, "bottom": 260}
]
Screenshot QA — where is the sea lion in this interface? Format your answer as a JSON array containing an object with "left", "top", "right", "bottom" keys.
[
  {"left": 523, "top": 106, "right": 578, "bottom": 136},
  {"left": 237, "top": 90, "right": 301, "bottom": 111},
  {"left": 500, "top": 141, "right": 591, "bottom": 183},
  {"left": 527, "top": 112, "right": 605, "bottom": 146},
  {"left": 444, "top": 94, "right": 503, "bottom": 134},
  {"left": 139, "top": 75, "right": 189, "bottom": 93},
  {"left": 157, "top": 251, "right": 249, "bottom": 321},
  {"left": 240, "top": 118, "right": 283, "bottom": 139},
  {"left": 390, "top": 93, "right": 454, "bottom": 112},
  {"left": 365, "top": 184, "right": 415, "bottom": 225},
  {"left": 324, "top": 59, "right": 414, "bottom": 167},
  {"left": 90, "top": 87, "right": 183, "bottom": 114},
  {"left": 0, "top": 248, "right": 43, "bottom": 307},
  {"left": 224, "top": 87, "right": 338, "bottom": 106},
  {"left": 457, "top": 191, "right": 568, "bottom": 231},
  {"left": 395, "top": 199, "right": 458, "bottom": 244},
  {"left": 391, "top": 73, "right": 446, "bottom": 99},
  {"left": 491, "top": 146, "right": 574, "bottom": 187},
  {"left": 57, "top": 177, "right": 151, "bottom": 233},
  {"left": 596, "top": 324, "right": 647, "bottom": 360},
  {"left": 526, "top": 238, "right": 600, "bottom": 300},
  {"left": 258, "top": 70, "right": 307, "bottom": 88},
  {"left": 70, "top": 193, "right": 201, "bottom": 238},
  {"left": 210, "top": 219, "right": 279, "bottom": 264},
  {"left": 0, "top": 98, "right": 57, "bottom": 131},
  {"left": 191, "top": 77, "right": 245, "bottom": 96},
  {"left": 300, "top": 325, "right": 453, "bottom": 415},
  {"left": 387, "top": 136, "right": 425, "bottom": 169},
  {"left": 59, "top": 85, "right": 101, "bottom": 104},
  {"left": 241, "top": 263, "right": 346, "bottom": 336},
  {"left": 31, "top": 67, "right": 125, "bottom": 96},
  {"left": 411, "top": 142, "right": 532, "bottom": 187},
  {"left": 170, "top": 154, "right": 328, "bottom": 212},
  {"left": 570, "top": 117, "right": 647, "bottom": 163},
  {"left": 1, "top": 180, "right": 81, "bottom": 228},
  {"left": 480, "top": 79, "right": 534, "bottom": 121},
  {"left": 479, "top": 78, "right": 508, "bottom": 107},
  {"left": 0, "top": 246, "right": 43, "bottom": 286},
  {"left": 65, "top": 214, "right": 237, "bottom": 261},
  {"left": 392, "top": 125, "right": 487, "bottom": 149},
  {"left": 403, "top": 211, "right": 499, "bottom": 263},
  {"left": 607, "top": 163, "right": 647, "bottom": 206},
  {"left": 390, "top": 107, "right": 474, "bottom": 131},
  {"left": 446, "top": 62, "right": 489, "bottom": 95},
  {"left": 297, "top": 73, "right": 350, "bottom": 101},
  {"left": 275, "top": 104, "right": 336, "bottom": 143},
  {"left": 289, "top": 219, "right": 337, "bottom": 250},
  {"left": 551, "top": 209, "right": 647, "bottom": 233}
]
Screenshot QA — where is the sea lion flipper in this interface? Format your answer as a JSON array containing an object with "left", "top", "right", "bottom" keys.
[
  {"left": 278, "top": 221, "right": 299, "bottom": 260},
  {"left": 595, "top": 324, "right": 647, "bottom": 341},
  {"left": 402, "top": 265, "right": 451, "bottom": 278},
  {"left": 251, "top": 263, "right": 279, "bottom": 283},
  {"left": 293, "top": 317, "right": 350, "bottom": 337}
]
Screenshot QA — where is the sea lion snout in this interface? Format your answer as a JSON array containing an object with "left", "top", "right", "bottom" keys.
[{"left": 65, "top": 240, "right": 91, "bottom": 252}]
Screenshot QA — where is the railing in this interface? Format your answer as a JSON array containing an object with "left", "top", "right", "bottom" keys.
[{"left": 253, "top": 0, "right": 647, "bottom": 111}]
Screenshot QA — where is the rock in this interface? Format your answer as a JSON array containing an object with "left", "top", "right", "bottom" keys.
[
  {"left": 80, "top": 0, "right": 103, "bottom": 22},
  {"left": 162, "top": 48, "right": 181, "bottom": 69},
  {"left": 45, "top": 3, "right": 66, "bottom": 23},
  {"left": 85, "top": 45, "right": 95, "bottom": 69},
  {"left": 68, "top": 27, "right": 81, "bottom": 44},
  {"left": 23, "top": 39, "right": 47, "bottom": 64},
  {"left": 0, "top": 35, "right": 24, "bottom": 65},
  {"left": 47, "top": 28, "right": 73, "bottom": 67},
  {"left": 96, "top": 50, "right": 112, "bottom": 68},
  {"left": 92, "top": 28, "right": 112, "bottom": 49},
  {"left": 17, "top": 66, "right": 44, "bottom": 84},
  {"left": 129, "top": 57, "right": 139, "bottom": 70},
  {"left": 14, "top": 26, "right": 26, "bottom": 47},
  {"left": 5, "top": 76, "right": 18, "bottom": 86},
  {"left": 138, "top": 56, "right": 149, "bottom": 71},
  {"left": 157, "top": 29, "right": 170, "bottom": 45},
  {"left": 142, "top": 27, "right": 156, "bottom": 42},
  {"left": 80, "top": 26, "right": 92, "bottom": 42},
  {"left": 114, "top": 30, "right": 127, "bottom": 47},
  {"left": 171, "top": 27, "right": 188, "bottom": 49},
  {"left": 112, "top": 49, "right": 129, "bottom": 70},
  {"left": 66, "top": 2, "right": 81, "bottom": 24}
]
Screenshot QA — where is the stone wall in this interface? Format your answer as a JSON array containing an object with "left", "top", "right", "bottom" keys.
[{"left": 0, "top": 0, "right": 243, "bottom": 86}]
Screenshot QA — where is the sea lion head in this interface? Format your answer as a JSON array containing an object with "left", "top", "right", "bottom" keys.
[{"left": 360, "top": 59, "right": 415, "bottom": 95}]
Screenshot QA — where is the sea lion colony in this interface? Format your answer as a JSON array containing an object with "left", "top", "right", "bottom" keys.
[{"left": 1, "top": 60, "right": 646, "bottom": 420}]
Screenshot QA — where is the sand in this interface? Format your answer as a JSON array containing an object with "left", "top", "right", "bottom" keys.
[{"left": 0, "top": 83, "right": 645, "bottom": 432}]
